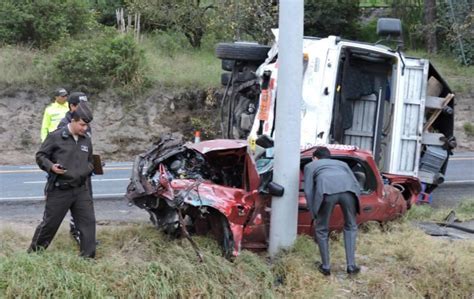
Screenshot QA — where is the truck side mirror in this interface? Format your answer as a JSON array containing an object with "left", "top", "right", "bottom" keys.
[
  {"left": 377, "top": 18, "right": 402, "bottom": 38},
  {"left": 256, "top": 134, "right": 274, "bottom": 149}
]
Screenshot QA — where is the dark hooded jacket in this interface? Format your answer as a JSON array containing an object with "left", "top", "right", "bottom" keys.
[{"left": 36, "top": 126, "right": 93, "bottom": 188}]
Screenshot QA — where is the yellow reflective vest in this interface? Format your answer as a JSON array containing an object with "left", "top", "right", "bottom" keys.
[{"left": 40, "top": 101, "right": 69, "bottom": 141}]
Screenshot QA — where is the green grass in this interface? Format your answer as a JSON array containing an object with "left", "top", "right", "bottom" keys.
[
  {"left": 464, "top": 122, "right": 474, "bottom": 137},
  {"left": 0, "top": 45, "right": 54, "bottom": 87},
  {"left": 141, "top": 34, "right": 221, "bottom": 89},
  {"left": 1, "top": 37, "right": 470, "bottom": 94},
  {"left": 0, "top": 32, "right": 221, "bottom": 91},
  {"left": 1, "top": 202, "right": 473, "bottom": 298},
  {"left": 405, "top": 198, "right": 474, "bottom": 221}
]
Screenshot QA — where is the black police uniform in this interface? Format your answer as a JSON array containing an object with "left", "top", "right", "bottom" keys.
[{"left": 29, "top": 125, "right": 96, "bottom": 258}]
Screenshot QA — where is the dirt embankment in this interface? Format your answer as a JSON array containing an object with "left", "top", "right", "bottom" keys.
[
  {"left": 0, "top": 86, "right": 222, "bottom": 165},
  {"left": 0, "top": 85, "right": 472, "bottom": 165}
]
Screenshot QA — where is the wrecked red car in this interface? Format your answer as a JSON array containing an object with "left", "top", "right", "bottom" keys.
[{"left": 126, "top": 135, "right": 421, "bottom": 258}]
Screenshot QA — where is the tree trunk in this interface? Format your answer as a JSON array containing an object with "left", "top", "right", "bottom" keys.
[{"left": 424, "top": 0, "right": 438, "bottom": 53}]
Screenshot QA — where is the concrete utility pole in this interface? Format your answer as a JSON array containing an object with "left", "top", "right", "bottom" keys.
[{"left": 268, "top": 0, "right": 304, "bottom": 257}]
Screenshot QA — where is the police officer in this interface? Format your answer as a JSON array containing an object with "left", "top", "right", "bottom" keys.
[
  {"left": 29, "top": 102, "right": 96, "bottom": 258},
  {"left": 40, "top": 88, "right": 69, "bottom": 142},
  {"left": 57, "top": 91, "right": 92, "bottom": 244},
  {"left": 57, "top": 92, "right": 90, "bottom": 135}
]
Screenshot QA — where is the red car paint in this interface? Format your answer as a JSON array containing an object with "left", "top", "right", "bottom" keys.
[{"left": 126, "top": 138, "right": 421, "bottom": 257}]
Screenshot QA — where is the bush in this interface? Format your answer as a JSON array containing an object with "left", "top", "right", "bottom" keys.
[
  {"left": 304, "top": 0, "right": 361, "bottom": 39},
  {"left": 437, "top": 4, "right": 473, "bottom": 66},
  {"left": 54, "top": 34, "right": 145, "bottom": 90},
  {"left": 358, "top": 19, "right": 379, "bottom": 43},
  {"left": 89, "top": 0, "right": 125, "bottom": 26},
  {"left": 0, "top": 0, "right": 94, "bottom": 48},
  {"left": 463, "top": 122, "right": 474, "bottom": 137},
  {"left": 212, "top": 0, "right": 278, "bottom": 45}
]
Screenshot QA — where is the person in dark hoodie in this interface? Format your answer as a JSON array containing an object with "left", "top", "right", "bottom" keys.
[
  {"left": 29, "top": 102, "right": 97, "bottom": 258},
  {"left": 57, "top": 92, "right": 92, "bottom": 244}
]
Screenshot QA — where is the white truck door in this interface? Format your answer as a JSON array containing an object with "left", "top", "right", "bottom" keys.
[
  {"left": 387, "top": 57, "right": 429, "bottom": 176},
  {"left": 300, "top": 37, "right": 339, "bottom": 146}
]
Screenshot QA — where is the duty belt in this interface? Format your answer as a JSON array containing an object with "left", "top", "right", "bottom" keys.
[{"left": 54, "top": 181, "right": 81, "bottom": 190}]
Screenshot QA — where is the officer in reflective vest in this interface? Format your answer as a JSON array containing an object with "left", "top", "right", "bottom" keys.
[{"left": 40, "top": 88, "right": 69, "bottom": 142}]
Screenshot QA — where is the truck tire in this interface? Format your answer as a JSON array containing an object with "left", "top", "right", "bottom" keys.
[{"left": 216, "top": 42, "right": 271, "bottom": 62}]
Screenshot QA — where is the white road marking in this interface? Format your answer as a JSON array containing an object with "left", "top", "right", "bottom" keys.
[
  {"left": 92, "top": 178, "right": 129, "bottom": 182},
  {"left": 443, "top": 180, "right": 474, "bottom": 184},
  {"left": 0, "top": 193, "right": 125, "bottom": 201},
  {"left": 1, "top": 167, "right": 131, "bottom": 174}
]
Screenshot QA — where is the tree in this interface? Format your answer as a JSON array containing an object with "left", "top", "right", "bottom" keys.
[
  {"left": 0, "top": 0, "right": 94, "bottom": 48},
  {"left": 304, "top": 0, "right": 361, "bottom": 39},
  {"left": 214, "top": 0, "right": 278, "bottom": 44},
  {"left": 172, "top": 0, "right": 215, "bottom": 48},
  {"left": 126, "top": 0, "right": 215, "bottom": 48},
  {"left": 424, "top": 0, "right": 437, "bottom": 53}
]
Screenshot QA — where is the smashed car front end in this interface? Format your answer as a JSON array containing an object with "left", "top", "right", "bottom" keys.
[{"left": 125, "top": 135, "right": 265, "bottom": 257}]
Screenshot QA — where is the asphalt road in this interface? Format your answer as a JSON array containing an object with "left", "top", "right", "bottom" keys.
[
  {"left": 0, "top": 162, "right": 133, "bottom": 202},
  {"left": 0, "top": 152, "right": 472, "bottom": 208}
]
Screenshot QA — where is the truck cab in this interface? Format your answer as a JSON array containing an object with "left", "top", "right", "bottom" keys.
[{"left": 216, "top": 18, "right": 456, "bottom": 193}]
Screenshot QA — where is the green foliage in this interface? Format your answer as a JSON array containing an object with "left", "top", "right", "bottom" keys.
[
  {"left": 54, "top": 34, "right": 145, "bottom": 90},
  {"left": 463, "top": 122, "right": 474, "bottom": 137},
  {"left": 0, "top": 0, "right": 95, "bottom": 48},
  {"left": 171, "top": 0, "right": 215, "bottom": 48},
  {"left": 150, "top": 30, "right": 191, "bottom": 56},
  {"left": 1, "top": 208, "right": 474, "bottom": 297},
  {"left": 457, "top": 199, "right": 474, "bottom": 217},
  {"left": 87, "top": 0, "right": 126, "bottom": 26},
  {"left": 213, "top": 0, "right": 278, "bottom": 45},
  {"left": 358, "top": 19, "right": 379, "bottom": 43},
  {"left": 359, "top": 0, "right": 390, "bottom": 7},
  {"left": 390, "top": 0, "right": 425, "bottom": 49},
  {"left": 304, "top": 0, "right": 361, "bottom": 39},
  {"left": 127, "top": 0, "right": 216, "bottom": 48},
  {"left": 390, "top": 0, "right": 473, "bottom": 66},
  {"left": 141, "top": 34, "right": 220, "bottom": 88},
  {"left": 436, "top": 2, "right": 473, "bottom": 66}
]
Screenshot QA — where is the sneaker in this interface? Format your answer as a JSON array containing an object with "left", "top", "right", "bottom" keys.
[
  {"left": 347, "top": 265, "right": 361, "bottom": 275},
  {"left": 315, "top": 261, "right": 331, "bottom": 276}
]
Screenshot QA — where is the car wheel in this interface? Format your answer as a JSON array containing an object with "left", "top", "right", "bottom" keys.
[
  {"left": 208, "top": 212, "right": 235, "bottom": 259},
  {"left": 218, "top": 213, "right": 234, "bottom": 260},
  {"left": 215, "top": 42, "right": 271, "bottom": 62}
]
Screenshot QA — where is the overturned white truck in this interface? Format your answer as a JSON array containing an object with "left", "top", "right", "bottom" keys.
[{"left": 216, "top": 18, "right": 456, "bottom": 194}]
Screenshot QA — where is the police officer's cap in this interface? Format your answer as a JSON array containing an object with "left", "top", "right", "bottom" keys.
[
  {"left": 75, "top": 102, "right": 93, "bottom": 123},
  {"left": 55, "top": 88, "right": 68, "bottom": 97},
  {"left": 68, "top": 92, "right": 88, "bottom": 105}
]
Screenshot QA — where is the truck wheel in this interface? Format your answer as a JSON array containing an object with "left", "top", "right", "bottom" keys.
[{"left": 216, "top": 42, "right": 271, "bottom": 62}]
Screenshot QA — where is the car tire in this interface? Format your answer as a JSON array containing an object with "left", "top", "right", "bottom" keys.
[
  {"left": 215, "top": 42, "right": 271, "bottom": 62},
  {"left": 218, "top": 213, "right": 234, "bottom": 260}
]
